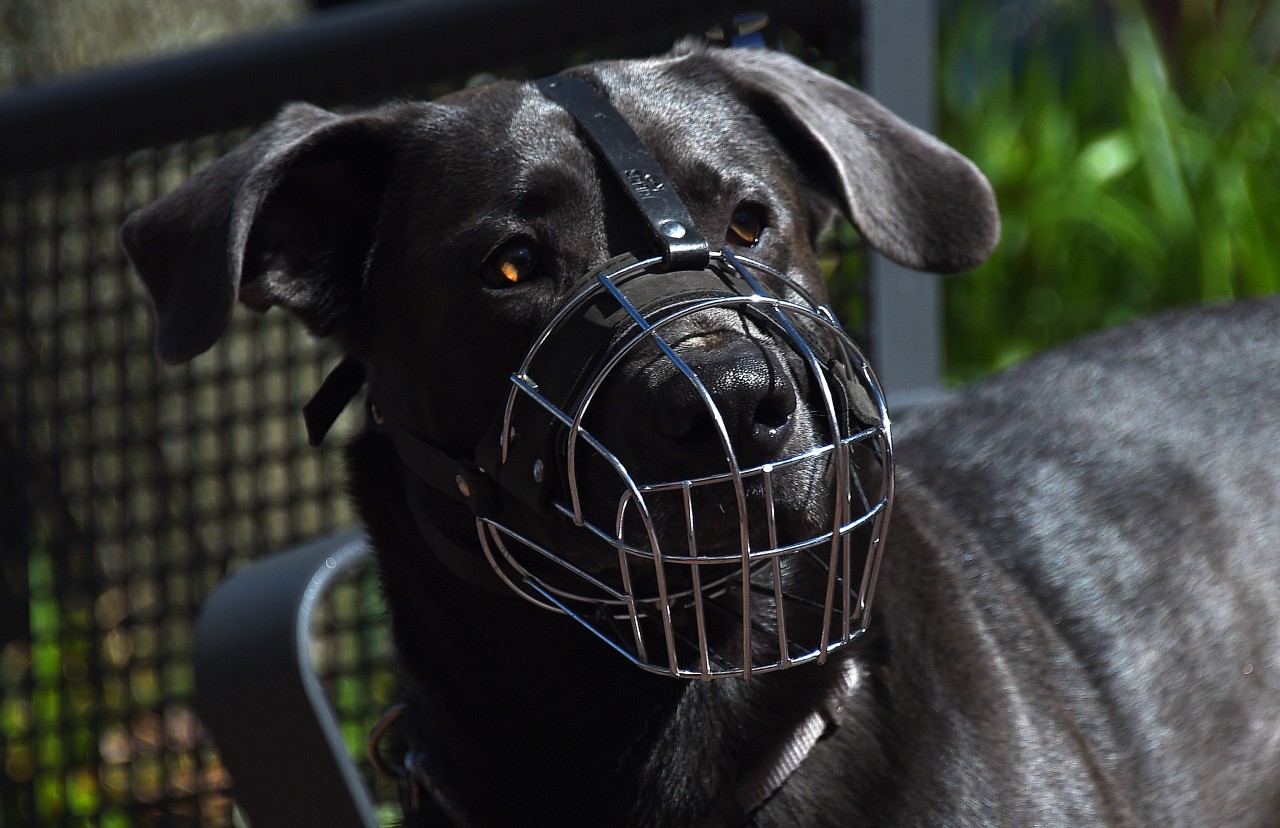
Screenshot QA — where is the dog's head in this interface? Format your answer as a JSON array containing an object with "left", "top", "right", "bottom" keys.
[{"left": 122, "top": 44, "right": 997, "bottom": 678}]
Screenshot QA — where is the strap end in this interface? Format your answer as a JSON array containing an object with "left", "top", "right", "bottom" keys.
[{"left": 303, "top": 357, "right": 367, "bottom": 446}]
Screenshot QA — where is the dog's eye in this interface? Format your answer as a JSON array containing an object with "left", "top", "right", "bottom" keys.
[
  {"left": 726, "top": 205, "right": 765, "bottom": 248},
  {"left": 482, "top": 240, "right": 540, "bottom": 288}
]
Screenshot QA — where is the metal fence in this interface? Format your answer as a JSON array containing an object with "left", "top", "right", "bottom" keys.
[{"left": 0, "top": 0, "right": 899, "bottom": 823}]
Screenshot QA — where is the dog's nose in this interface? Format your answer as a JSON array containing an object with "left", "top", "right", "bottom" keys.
[{"left": 652, "top": 342, "right": 798, "bottom": 465}]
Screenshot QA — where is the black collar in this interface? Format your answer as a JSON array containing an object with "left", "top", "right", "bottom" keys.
[{"left": 367, "top": 657, "right": 862, "bottom": 826}]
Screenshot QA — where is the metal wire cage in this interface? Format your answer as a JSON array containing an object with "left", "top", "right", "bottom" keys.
[{"left": 478, "top": 249, "right": 893, "bottom": 680}]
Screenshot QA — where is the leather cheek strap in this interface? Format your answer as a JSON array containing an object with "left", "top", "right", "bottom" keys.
[
  {"left": 372, "top": 410, "right": 503, "bottom": 520},
  {"left": 399, "top": 473, "right": 511, "bottom": 595}
]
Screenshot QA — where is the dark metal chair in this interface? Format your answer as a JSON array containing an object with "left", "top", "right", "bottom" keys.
[{"left": 193, "top": 530, "right": 380, "bottom": 827}]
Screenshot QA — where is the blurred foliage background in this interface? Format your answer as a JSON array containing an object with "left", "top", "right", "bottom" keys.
[{"left": 939, "top": 0, "right": 1279, "bottom": 382}]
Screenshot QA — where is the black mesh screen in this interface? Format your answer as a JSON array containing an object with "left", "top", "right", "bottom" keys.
[
  {"left": 1, "top": 146, "right": 364, "bottom": 824},
  {"left": 0, "top": 2, "right": 867, "bottom": 823}
]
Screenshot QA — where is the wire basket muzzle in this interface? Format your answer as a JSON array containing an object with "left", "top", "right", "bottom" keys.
[{"left": 475, "top": 250, "right": 894, "bottom": 679}]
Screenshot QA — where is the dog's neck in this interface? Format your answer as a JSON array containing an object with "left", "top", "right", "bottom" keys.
[
  {"left": 347, "top": 428, "right": 878, "bottom": 825},
  {"left": 378, "top": 650, "right": 865, "bottom": 827}
]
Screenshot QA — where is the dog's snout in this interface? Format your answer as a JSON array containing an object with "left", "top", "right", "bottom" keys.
[{"left": 652, "top": 342, "right": 798, "bottom": 464}]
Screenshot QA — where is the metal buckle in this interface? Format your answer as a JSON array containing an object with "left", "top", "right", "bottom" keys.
[{"left": 366, "top": 703, "right": 424, "bottom": 815}]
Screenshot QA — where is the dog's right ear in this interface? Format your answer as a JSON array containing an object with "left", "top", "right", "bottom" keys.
[
  {"left": 121, "top": 102, "right": 407, "bottom": 364},
  {"left": 698, "top": 47, "right": 1000, "bottom": 274}
]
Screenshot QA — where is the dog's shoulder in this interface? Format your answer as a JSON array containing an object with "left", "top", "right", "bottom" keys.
[
  {"left": 896, "top": 294, "right": 1280, "bottom": 485},
  {"left": 893, "top": 294, "right": 1280, "bottom": 575},
  {"left": 887, "top": 295, "right": 1280, "bottom": 824}
]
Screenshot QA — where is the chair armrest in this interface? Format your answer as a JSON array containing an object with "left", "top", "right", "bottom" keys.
[{"left": 193, "top": 528, "right": 380, "bottom": 828}]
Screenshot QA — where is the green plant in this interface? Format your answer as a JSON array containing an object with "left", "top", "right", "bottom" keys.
[{"left": 937, "top": 0, "right": 1280, "bottom": 383}]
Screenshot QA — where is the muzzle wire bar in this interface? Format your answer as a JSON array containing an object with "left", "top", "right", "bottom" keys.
[
  {"left": 474, "top": 251, "right": 893, "bottom": 679},
  {"left": 725, "top": 249, "right": 854, "bottom": 661},
  {"left": 588, "top": 265, "right": 757, "bottom": 677}
]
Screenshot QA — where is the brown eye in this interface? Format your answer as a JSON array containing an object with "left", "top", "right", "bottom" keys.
[
  {"left": 482, "top": 240, "right": 540, "bottom": 287},
  {"left": 726, "top": 204, "right": 765, "bottom": 248}
]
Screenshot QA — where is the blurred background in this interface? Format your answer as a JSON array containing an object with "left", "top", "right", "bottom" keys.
[
  {"left": 939, "top": 0, "right": 1279, "bottom": 381},
  {"left": 1, "top": 0, "right": 1276, "bottom": 825}
]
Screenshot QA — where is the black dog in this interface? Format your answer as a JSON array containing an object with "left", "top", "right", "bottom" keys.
[{"left": 123, "top": 43, "right": 1280, "bottom": 826}]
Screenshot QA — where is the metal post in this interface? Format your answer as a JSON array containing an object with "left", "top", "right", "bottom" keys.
[{"left": 864, "top": 0, "right": 946, "bottom": 411}]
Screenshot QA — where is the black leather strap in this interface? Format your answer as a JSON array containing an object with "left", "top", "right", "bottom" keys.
[
  {"left": 401, "top": 474, "right": 510, "bottom": 595},
  {"left": 303, "top": 357, "right": 366, "bottom": 446},
  {"left": 375, "top": 413, "right": 502, "bottom": 520},
  {"left": 536, "top": 75, "right": 709, "bottom": 271}
]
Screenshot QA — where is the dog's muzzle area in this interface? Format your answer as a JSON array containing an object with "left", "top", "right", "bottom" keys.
[{"left": 473, "top": 250, "right": 894, "bottom": 679}]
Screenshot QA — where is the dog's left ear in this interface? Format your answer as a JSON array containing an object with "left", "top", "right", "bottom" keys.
[{"left": 704, "top": 47, "right": 999, "bottom": 273}]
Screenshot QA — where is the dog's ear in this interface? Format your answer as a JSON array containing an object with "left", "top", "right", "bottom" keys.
[
  {"left": 705, "top": 48, "right": 999, "bottom": 273},
  {"left": 121, "top": 102, "right": 406, "bottom": 363}
]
